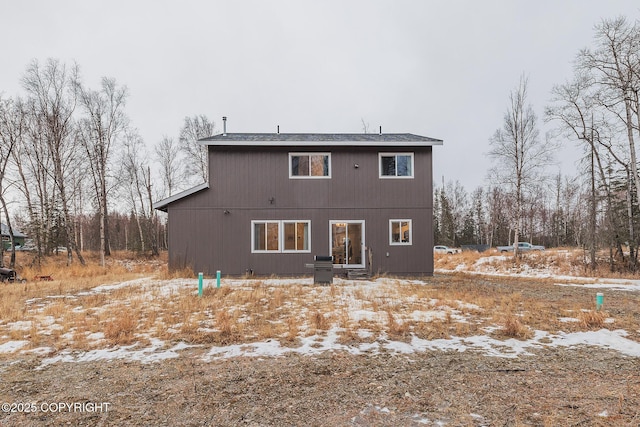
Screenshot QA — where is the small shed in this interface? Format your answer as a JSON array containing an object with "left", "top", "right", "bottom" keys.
[{"left": 1, "top": 223, "right": 27, "bottom": 250}]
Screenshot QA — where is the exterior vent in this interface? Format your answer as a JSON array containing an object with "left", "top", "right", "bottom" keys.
[{"left": 222, "top": 116, "right": 227, "bottom": 136}]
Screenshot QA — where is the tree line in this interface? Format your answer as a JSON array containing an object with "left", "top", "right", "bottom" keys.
[
  {"left": 435, "top": 16, "right": 640, "bottom": 272},
  {"left": 2, "top": 16, "right": 639, "bottom": 273},
  {"left": 0, "top": 58, "right": 217, "bottom": 268}
]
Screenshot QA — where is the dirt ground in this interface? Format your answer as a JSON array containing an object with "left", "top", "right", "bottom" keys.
[{"left": 1, "top": 273, "right": 639, "bottom": 426}]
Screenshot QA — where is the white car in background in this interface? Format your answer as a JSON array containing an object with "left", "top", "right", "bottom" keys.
[
  {"left": 433, "top": 245, "right": 461, "bottom": 254},
  {"left": 496, "top": 242, "right": 545, "bottom": 253}
]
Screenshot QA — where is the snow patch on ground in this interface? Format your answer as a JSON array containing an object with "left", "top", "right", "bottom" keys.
[
  {"left": 38, "top": 339, "right": 195, "bottom": 369},
  {"left": 30, "top": 327, "right": 639, "bottom": 367},
  {"left": 30, "top": 327, "right": 635, "bottom": 367},
  {"left": 0, "top": 340, "right": 29, "bottom": 353}
]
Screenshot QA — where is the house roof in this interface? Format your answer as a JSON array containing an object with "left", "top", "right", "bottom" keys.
[
  {"left": 199, "top": 133, "right": 443, "bottom": 147},
  {"left": 153, "top": 182, "right": 209, "bottom": 212},
  {"left": 1, "top": 223, "right": 27, "bottom": 238}
]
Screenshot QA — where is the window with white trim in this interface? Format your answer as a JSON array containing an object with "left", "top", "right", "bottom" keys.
[
  {"left": 289, "top": 153, "right": 331, "bottom": 178},
  {"left": 379, "top": 153, "right": 414, "bottom": 178},
  {"left": 252, "top": 220, "right": 311, "bottom": 253},
  {"left": 389, "top": 219, "right": 412, "bottom": 245},
  {"left": 252, "top": 221, "right": 280, "bottom": 252}
]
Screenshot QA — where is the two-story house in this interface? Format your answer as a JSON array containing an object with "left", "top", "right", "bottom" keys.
[{"left": 154, "top": 129, "right": 442, "bottom": 276}]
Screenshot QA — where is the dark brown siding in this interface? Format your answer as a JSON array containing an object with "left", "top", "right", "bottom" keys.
[{"left": 167, "top": 146, "right": 434, "bottom": 276}]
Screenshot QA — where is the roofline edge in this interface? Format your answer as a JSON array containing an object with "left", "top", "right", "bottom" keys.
[{"left": 153, "top": 182, "right": 210, "bottom": 212}]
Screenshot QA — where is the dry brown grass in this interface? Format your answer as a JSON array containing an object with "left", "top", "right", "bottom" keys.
[
  {"left": 433, "top": 250, "right": 484, "bottom": 270},
  {"left": 412, "top": 320, "right": 450, "bottom": 340},
  {"left": 310, "top": 310, "right": 330, "bottom": 332},
  {"left": 436, "top": 247, "right": 640, "bottom": 281},
  {"left": 284, "top": 316, "right": 300, "bottom": 344},
  {"left": 578, "top": 310, "right": 608, "bottom": 329},
  {"left": 0, "top": 292, "right": 27, "bottom": 323},
  {"left": 500, "top": 313, "right": 534, "bottom": 339},
  {"left": 214, "top": 310, "right": 241, "bottom": 344},
  {"left": 1, "top": 249, "right": 640, "bottom": 359},
  {"left": 155, "top": 265, "right": 194, "bottom": 280},
  {"left": 386, "top": 310, "right": 410, "bottom": 340},
  {"left": 103, "top": 308, "right": 138, "bottom": 345}
]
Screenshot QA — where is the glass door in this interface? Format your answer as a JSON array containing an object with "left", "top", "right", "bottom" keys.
[{"left": 330, "top": 221, "right": 364, "bottom": 268}]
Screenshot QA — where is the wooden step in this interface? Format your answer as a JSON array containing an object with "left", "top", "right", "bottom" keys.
[{"left": 347, "top": 269, "right": 372, "bottom": 279}]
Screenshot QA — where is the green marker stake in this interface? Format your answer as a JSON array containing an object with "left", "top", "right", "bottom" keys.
[
  {"left": 198, "top": 272, "right": 203, "bottom": 297},
  {"left": 216, "top": 270, "right": 221, "bottom": 288}
]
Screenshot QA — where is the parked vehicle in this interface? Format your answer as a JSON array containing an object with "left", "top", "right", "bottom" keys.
[
  {"left": 434, "top": 245, "right": 461, "bottom": 254},
  {"left": 7, "top": 244, "right": 30, "bottom": 251},
  {"left": 0, "top": 267, "right": 26, "bottom": 283},
  {"left": 496, "top": 242, "right": 545, "bottom": 253},
  {"left": 15, "top": 243, "right": 36, "bottom": 251}
]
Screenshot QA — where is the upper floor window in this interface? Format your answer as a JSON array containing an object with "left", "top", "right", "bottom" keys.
[
  {"left": 289, "top": 153, "right": 331, "bottom": 178},
  {"left": 379, "top": 153, "right": 414, "bottom": 178}
]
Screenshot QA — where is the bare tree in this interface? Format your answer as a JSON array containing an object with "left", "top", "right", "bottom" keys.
[
  {"left": 120, "top": 130, "right": 158, "bottom": 255},
  {"left": 488, "top": 75, "right": 556, "bottom": 257},
  {"left": 12, "top": 102, "right": 47, "bottom": 260},
  {"left": 21, "top": 58, "right": 85, "bottom": 265},
  {"left": 178, "top": 115, "right": 215, "bottom": 185},
  {"left": 574, "top": 17, "right": 640, "bottom": 268},
  {"left": 0, "top": 96, "right": 27, "bottom": 267},
  {"left": 360, "top": 118, "right": 370, "bottom": 134},
  {"left": 470, "top": 186, "right": 488, "bottom": 245},
  {"left": 155, "top": 136, "right": 181, "bottom": 197},
  {"left": 547, "top": 76, "right": 604, "bottom": 268},
  {"left": 77, "top": 77, "right": 128, "bottom": 266},
  {"left": 547, "top": 17, "right": 640, "bottom": 270}
]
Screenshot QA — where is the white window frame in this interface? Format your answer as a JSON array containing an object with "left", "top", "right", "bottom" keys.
[
  {"left": 389, "top": 219, "right": 412, "bottom": 245},
  {"left": 282, "top": 220, "right": 311, "bottom": 253},
  {"left": 289, "top": 153, "right": 331, "bottom": 179},
  {"left": 329, "top": 220, "right": 366, "bottom": 268},
  {"left": 378, "top": 152, "right": 414, "bottom": 178},
  {"left": 251, "top": 220, "right": 311, "bottom": 253},
  {"left": 251, "top": 220, "right": 281, "bottom": 253}
]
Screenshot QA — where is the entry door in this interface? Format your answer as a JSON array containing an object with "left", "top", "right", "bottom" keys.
[{"left": 330, "top": 221, "right": 365, "bottom": 268}]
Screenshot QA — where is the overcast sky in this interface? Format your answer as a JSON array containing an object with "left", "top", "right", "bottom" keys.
[{"left": 1, "top": 1, "right": 639, "bottom": 190}]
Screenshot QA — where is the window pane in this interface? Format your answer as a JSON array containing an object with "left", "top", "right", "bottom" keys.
[
  {"left": 283, "top": 222, "right": 309, "bottom": 251},
  {"left": 297, "top": 222, "right": 309, "bottom": 250},
  {"left": 391, "top": 221, "right": 400, "bottom": 243},
  {"left": 254, "top": 223, "right": 266, "bottom": 250},
  {"left": 397, "top": 155, "right": 412, "bottom": 176},
  {"left": 267, "top": 223, "right": 279, "bottom": 251},
  {"left": 310, "top": 155, "right": 328, "bottom": 176},
  {"left": 284, "top": 223, "right": 296, "bottom": 250},
  {"left": 381, "top": 156, "right": 396, "bottom": 176},
  {"left": 390, "top": 220, "right": 411, "bottom": 244},
  {"left": 348, "top": 223, "right": 362, "bottom": 264},
  {"left": 292, "top": 155, "right": 309, "bottom": 176},
  {"left": 401, "top": 221, "right": 410, "bottom": 243}
]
